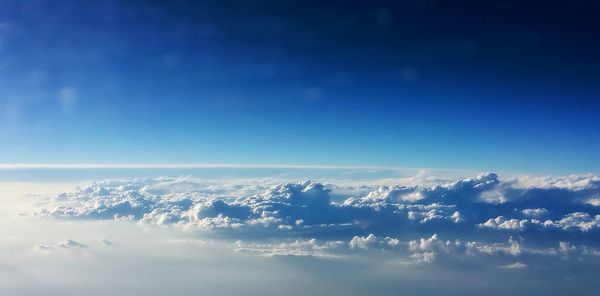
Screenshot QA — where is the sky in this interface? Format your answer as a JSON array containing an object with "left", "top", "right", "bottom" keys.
[
  {"left": 1, "top": 0, "right": 600, "bottom": 173},
  {"left": 2, "top": 2, "right": 600, "bottom": 294}
]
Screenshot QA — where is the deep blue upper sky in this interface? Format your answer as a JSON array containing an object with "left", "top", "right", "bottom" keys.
[{"left": 1, "top": 0, "right": 600, "bottom": 173}]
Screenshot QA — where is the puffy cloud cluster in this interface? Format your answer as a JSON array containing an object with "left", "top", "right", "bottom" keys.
[
  {"left": 234, "top": 232, "right": 600, "bottom": 267},
  {"left": 41, "top": 173, "right": 600, "bottom": 235},
  {"left": 539, "top": 212, "right": 600, "bottom": 232},
  {"left": 480, "top": 216, "right": 528, "bottom": 231},
  {"left": 478, "top": 212, "right": 600, "bottom": 233},
  {"left": 347, "top": 234, "right": 525, "bottom": 263},
  {"left": 36, "top": 172, "right": 600, "bottom": 264},
  {"left": 521, "top": 208, "right": 549, "bottom": 217},
  {"left": 349, "top": 234, "right": 400, "bottom": 250}
]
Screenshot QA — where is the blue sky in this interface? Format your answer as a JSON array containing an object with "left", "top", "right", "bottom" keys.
[
  {"left": 3, "top": 3, "right": 600, "bottom": 294},
  {"left": 1, "top": 1, "right": 600, "bottom": 173}
]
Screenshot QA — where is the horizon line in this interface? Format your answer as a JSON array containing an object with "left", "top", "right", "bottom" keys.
[{"left": 0, "top": 163, "right": 471, "bottom": 172}]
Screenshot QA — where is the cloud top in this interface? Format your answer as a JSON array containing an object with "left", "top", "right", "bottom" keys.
[
  {"left": 35, "top": 172, "right": 600, "bottom": 265},
  {"left": 41, "top": 173, "right": 600, "bottom": 234}
]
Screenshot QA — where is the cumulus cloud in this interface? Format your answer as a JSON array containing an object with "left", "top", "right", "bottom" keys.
[
  {"left": 236, "top": 231, "right": 600, "bottom": 266},
  {"left": 41, "top": 173, "right": 600, "bottom": 233},
  {"left": 35, "top": 172, "right": 600, "bottom": 265},
  {"left": 464, "top": 236, "right": 522, "bottom": 256},
  {"left": 480, "top": 216, "right": 528, "bottom": 231},
  {"left": 521, "top": 208, "right": 549, "bottom": 217},
  {"left": 349, "top": 234, "right": 400, "bottom": 251},
  {"left": 540, "top": 212, "right": 600, "bottom": 232}
]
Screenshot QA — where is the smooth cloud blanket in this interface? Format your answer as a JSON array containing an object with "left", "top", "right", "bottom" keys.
[{"left": 37, "top": 173, "right": 600, "bottom": 265}]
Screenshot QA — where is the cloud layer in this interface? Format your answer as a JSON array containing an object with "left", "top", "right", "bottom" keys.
[{"left": 36, "top": 173, "right": 600, "bottom": 265}]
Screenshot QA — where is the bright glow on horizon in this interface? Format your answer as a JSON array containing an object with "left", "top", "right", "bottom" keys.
[{"left": 0, "top": 163, "right": 463, "bottom": 171}]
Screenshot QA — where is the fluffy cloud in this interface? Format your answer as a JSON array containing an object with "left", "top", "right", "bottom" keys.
[
  {"left": 36, "top": 172, "right": 600, "bottom": 265},
  {"left": 539, "top": 212, "right": 600, "bottom": 232},
  {"left": 349, "top": 234, "right": 400, "bottom": 251},
  {"left": 480, "top": 216, "right": 528, "bottom": 231},
  {"left": 41, "top": 173, "right": 600, "bottom": 233},
  {"left": 521, "top": 208, "right": 549, "bottom": 217}
]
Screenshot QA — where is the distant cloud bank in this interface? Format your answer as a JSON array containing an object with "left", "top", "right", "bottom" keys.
[{"left": 35, "top": 173, "right": 600, "bottom": 265}]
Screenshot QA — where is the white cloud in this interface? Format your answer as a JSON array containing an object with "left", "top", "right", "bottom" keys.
[
  {"left": 541, "top": 212, "right": 600, "bottom": 232},
  {"left": 480, "top": 216, "right": 528, "bottom": 231},
  {"left": 465, "top": 237, "right": 522, "bottom": 256},
  {"left": 234, "top": 239, "right": 344, "bottom": 257},
  {"left": 521, "top": 208, "right": 548, "bottom": 217},
  {"left": 408, "top": 234, "right": 443, "bottom": 252},
  {"left": 349, "top": 234, "right": 380, "bottom": 250},
  {"left": 500, "top": 262, "right": 527, "bottom": 269},
  {"left": 40, "top": 173, "right": 600, "bottom": 236},
  {"left": 30, "top": 172, "right": 600, "bottom": 267}
]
